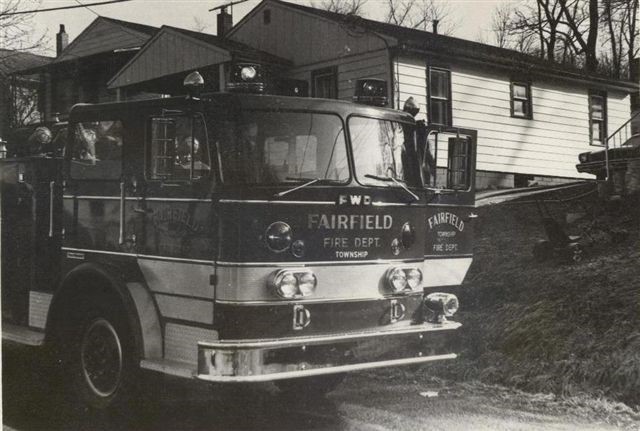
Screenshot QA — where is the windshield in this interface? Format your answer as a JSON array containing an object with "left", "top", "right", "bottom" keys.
[
  {"left": 217, "top": 111, "right": 349, "bottom": 185},
  {"left": 349, "top": 116, "right": 420, "bottom": 188}
]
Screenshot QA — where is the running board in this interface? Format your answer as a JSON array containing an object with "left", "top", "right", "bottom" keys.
[{"left": 2, "top": 323, "right": 45, "bottom": 346}]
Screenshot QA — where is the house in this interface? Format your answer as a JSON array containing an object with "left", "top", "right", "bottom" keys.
[
  {"left": 13, "top": 13, "right": 289, "bottom": 123},
  {"left": 106, "top": 20, "right": 290, "bottom": 97},
  {"left": 0, "top": 49, "right": 52, "bottom": 138},
  {"left": 227, "top": 0, "right": 639, "bottom": 188},
  {"left": 15, "top": 18, "right": 159, "bottom": 122}
]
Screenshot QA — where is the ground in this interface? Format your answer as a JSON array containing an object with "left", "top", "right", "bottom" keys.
[
  {"left": 430, "top": 189, "right": 640, "bottom": 408},
  {"left": 2, "top": 350, "right": 639, "bottom": 430},
  {"left": 3, "top": 187, "right": 640, "bottom": 429}
]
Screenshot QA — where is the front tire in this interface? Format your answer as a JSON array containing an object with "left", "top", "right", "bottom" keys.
[{"left": 65, "top": 302, "right": 139, "bottom": 413}]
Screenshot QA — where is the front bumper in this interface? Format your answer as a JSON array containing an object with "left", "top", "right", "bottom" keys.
[{"left": 196, "top": 320, "right": 460, "bottom": 382}]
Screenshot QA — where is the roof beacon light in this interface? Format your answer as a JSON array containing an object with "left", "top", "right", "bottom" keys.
[
  {"left": 184, "top": 71, "right": 205, "bottom": 99},
  {"left": 353, "top": 78, "right": 388, "bottom": 107},
  {"left": 227, "top": 63, "right": 265, "bottom": 94}
]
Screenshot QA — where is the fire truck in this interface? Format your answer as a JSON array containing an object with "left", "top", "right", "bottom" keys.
[{"left": 1, "top": 66, "right": 476, "bottom": 411}]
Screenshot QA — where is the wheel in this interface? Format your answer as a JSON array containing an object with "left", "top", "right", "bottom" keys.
[
  {"left": 63, "top": 299, "right": 140, "bottom": 414},
  {"left": 275, "top": 373, "right": 345, "bottom": 397}
]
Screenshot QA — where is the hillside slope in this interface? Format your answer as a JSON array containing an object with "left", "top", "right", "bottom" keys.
[{"left": 437, "top": 191, "right": 640, "bottom": 407}]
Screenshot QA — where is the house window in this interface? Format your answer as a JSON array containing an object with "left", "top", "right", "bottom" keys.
[
  {"left": 428, "top": 67, "right": 452, "bottom": 126},
  {"left": 589, "top": 92, "right": 607, "bottom": 146},
  {"left": 511, "top": 82, "right": 532, "bottom": 119},
  {"left": 312, "top": 67, "right": 338, "bottom": 99}
]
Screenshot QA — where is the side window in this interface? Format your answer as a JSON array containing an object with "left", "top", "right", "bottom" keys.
[
  {"left": 428, "top": 67, "right": 452, "bottom": 126},
  {"left": 147, "top": 115, "right": 210, "bottom": 181},
  {"left": 70, "top": 120, "right": 123, "bottom": 180},
  {"left": 422, "top": 129, "right": 473, "bottom": 190},
  {"left": 589, "top": 92, "right": 607, "bottom": 146},
  {"left": 447, "top": 137, "right": 471, "bottom": 190},
  {"left": 511, "top": 82, "right": 532, "bottom": 119}
]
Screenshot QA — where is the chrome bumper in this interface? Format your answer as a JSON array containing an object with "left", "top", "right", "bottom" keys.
[{"left": 196, "top": 321, "right": 461, "bottom": 383}]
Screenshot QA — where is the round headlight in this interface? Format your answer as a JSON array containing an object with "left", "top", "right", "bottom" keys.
[
  {"left": 276, "top": 272, "right": 298, "bottom": 298},
  {"left": 388, "top": 268, "right": 407, "bottom": 293},
  {"left": 265, "top": 222, "right": 292, "bottom": 252},
  {"left": 401, "top": 222, "right": 415, "bottom": 249},
  {"left": 297, "top": 272, "right": 317, "bottom": 297},
  {"left": 241, "top": 66, "right": 257, "bottom": 81},
  {"left": 425, "top": 292, "right": 459, "bottom": 317},
  {"left": 443, "top": 295, "right": 460, "bottom": 317},
  {"left": 405, "top": 268, "right": 422, "bottom": 290}
]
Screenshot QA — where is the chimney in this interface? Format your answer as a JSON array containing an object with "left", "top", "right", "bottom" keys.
[
  {"left": 56, "top": 24, "right": 68, "bottom": 56},
  {"left": 217, "top": 7, "right": 233, "bottom": 37},
  {"left": 432, "top": 20, "right": 439, "bottom": 34}
]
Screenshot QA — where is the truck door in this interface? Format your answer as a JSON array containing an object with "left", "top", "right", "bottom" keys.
[
  {"left": 420, "top": 125, "right": 477, "bottom": 288},
  {"left": 63, "top": 119, "right": 127, "bottom": 254},
  {"left": 127, "top": 110, "right": 217, "bottom": 329},
  {"left": 1, "top": 158, "right": 61, "bottom": 326}
]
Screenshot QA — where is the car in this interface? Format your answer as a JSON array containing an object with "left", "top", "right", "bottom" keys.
[{"left": 576, "top": 134, "right": 640, "bottom": 179}]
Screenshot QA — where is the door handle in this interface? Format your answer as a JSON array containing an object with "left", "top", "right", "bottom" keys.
[{"left": 133, "top": 207, "right": 154, "bottom": 214}]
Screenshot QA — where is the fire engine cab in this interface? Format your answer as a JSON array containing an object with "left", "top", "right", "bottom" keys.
[{"left": 1, "top": 67, "right": 476, "bottom": 411}]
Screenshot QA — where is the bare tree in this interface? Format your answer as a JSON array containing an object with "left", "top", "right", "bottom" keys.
[
  {"left": 492, "top": 3, "right": 515, "bottom": 48},
  {"left": 9, "top": 78, "right": 40, "bottom": 128},
  {"left": 320, "top": 0, "right": 368, "bottom": 15},
  {"left": 0, "top": 0, "right": 47, "bottom": 52},
  {"left": 558, "top": 0, "right": 599, "bottom": 72},
  {"left": 507, "top": 1, "right": 569, "bottom": 61},
  {"left": 600, "top": 0, "right": 639, "bottom": 78},
  {"left": 384, "top": 0, "right": 457, "bottom": 36},
  {"left": 192, "top": 16, "right": 212, "bottom": 34}
]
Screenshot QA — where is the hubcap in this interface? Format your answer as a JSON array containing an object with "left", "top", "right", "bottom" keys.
[{"left": 80, "top": 318, "right": 123, "bottom": 398}]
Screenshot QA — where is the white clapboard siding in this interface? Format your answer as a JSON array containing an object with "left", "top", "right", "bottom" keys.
[
  {"left": 289, "top": 50, "right": 389, "bottom": 101},
  {"left": 395, "top": 56, "right": 631, "bottom": 178}
]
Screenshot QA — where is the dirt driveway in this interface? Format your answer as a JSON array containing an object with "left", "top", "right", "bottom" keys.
[{"left": 3, "top": 344, "right": 639, "bottom": 431}]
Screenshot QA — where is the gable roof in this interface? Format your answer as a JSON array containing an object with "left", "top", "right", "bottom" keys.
[
  {"left": 54, "top": 16, "right": 157, "bottom": 64},
  {"left": 165, "top": 26, "right": 290, "bottom": 66},
  {"left": 108, "top": 25, "right": 289, "bottom": 89},
  {"left": 239, "top": 0, "right": 638, "bottom": 91},
  {"left": 0, "top": 49, "right": 52, "bottom": 77}
]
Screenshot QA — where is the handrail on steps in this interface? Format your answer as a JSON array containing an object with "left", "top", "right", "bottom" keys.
[{"left": 604, "top": 111, "right": 640, "bottom": 181}]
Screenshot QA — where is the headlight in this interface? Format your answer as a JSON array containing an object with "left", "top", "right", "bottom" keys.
[
  {"left": 297, "top": 272, "right": 317, "bottom": 296},
  {"left": 265, "top": 222, "right": 292, "bottom": 252},
  {"left": 387, "top": 267, "right": 408, "bottom": 293},
  {"left": 578, "top": 152, "right": 589, "bottom": 163},
  {"left": 406, "top": 268, "right": 423, "bottom": 290},
  {"left": 386, "top": 267, "right": 423, "bottom": 294},
  {"left": 424, "top": 292, "right": 459, "bottom": 319},
  {"left": 270, "top": 270, "right": 317, "bottom": 299},
  {"left": 275, "top": 271, "right": 298, "bottom": 298}
]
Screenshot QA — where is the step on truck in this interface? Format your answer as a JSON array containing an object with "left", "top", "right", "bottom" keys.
[{"left": 1, "top": 68, "right": 476, "bottom": 411}]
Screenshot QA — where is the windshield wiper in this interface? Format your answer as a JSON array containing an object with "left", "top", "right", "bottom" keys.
[
  {"left": 364, "top": 174, "right": 419, "bottom": 202},
  {"left": 274, "top": 177, "right": 339, "bottom": 198}
]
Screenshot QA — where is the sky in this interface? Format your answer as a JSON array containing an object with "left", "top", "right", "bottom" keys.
[{"left": 22, "top": 0, "right": 518, "bottom": 57}]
